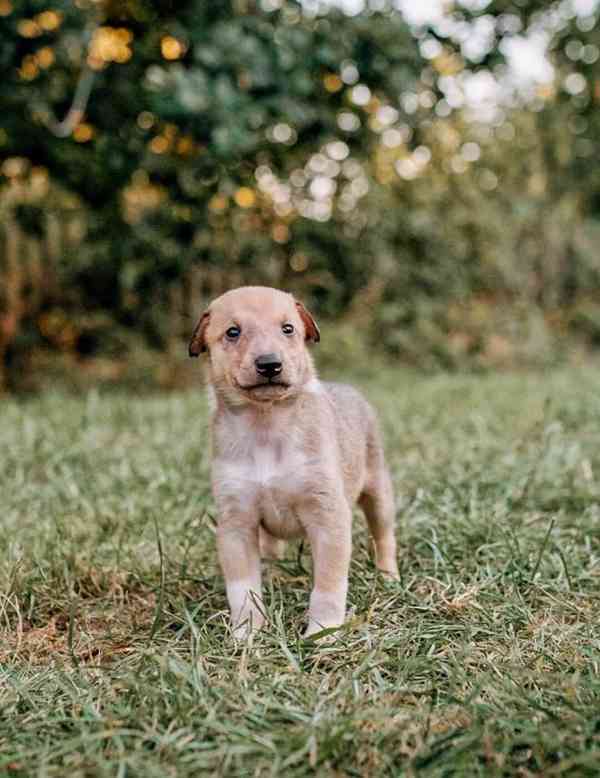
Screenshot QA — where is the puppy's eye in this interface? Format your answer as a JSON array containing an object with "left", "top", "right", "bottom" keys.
[
  {"left": 282, "top": 323, "right": 294, "bottom": 336},
  {"left": 225, "top": 326, "right": 241, "bottom": 340}
]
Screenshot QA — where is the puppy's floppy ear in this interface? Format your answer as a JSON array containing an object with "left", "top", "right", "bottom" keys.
[
  {"left": 188, "top": 311, "right": 210, "bottom": 357},
  {"left": 295, "top": 300, "right": 320, "bottom": 344}
]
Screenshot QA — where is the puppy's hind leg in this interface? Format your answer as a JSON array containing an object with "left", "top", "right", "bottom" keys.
[
  {"left": 259, "top": 525, "right": 286, "bottom": 560},
  {"left": 359, "top": 425, "right": 399, "bottom": 579}
]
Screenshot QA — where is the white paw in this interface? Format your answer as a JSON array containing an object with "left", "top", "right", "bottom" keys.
[
  {"left": 231, "top": 611, "right": 265, "bottom": 642},
  {"left": 303, "top": 618, "right": 343, "bottom": 641}
]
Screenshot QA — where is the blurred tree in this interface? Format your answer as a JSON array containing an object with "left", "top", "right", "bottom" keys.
[
  {"left": 0, "top": 0, "right": 423, "bottom": 349},
  {"left": 1, "top": 0, "right": 600, "bottom": 385},
  {"left": 360, "top": 0, "right": 600, "bottom": 365}
]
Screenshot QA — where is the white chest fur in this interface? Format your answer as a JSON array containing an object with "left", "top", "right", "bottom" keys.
[
  {"left": 212, "top": 406, "right": 311, "bottom": 538},
  {"left": 215, "top": 438, "right": 307, "bottom": 491}
]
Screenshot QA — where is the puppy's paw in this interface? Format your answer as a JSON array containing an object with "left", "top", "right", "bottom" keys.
[
  {"left": 378, "top": 565, "right": 400, "bottom": 581},
  {"left": 305, "top": 590, "right": 346, "bottom": 640},
  {"left": 303, "top": 619, "right": 342, "bottom": 642},
  {"left": 231, "top": 612, "right": 265, "bottom": 642},
  {"left": 376, "top": 556, "right": 400, "bottom": 580}
]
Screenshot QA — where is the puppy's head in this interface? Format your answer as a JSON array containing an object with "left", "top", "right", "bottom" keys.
[{"left": 189, "top": 286, "right": 319, "bottom": 406}]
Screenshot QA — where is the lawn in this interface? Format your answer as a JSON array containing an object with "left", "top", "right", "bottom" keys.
[{"left": 1, "top": 367, "right": 599, "bottom": 776}]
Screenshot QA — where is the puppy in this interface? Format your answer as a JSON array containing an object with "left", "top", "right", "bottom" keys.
[{"left": 189, "top": 286, "right": 399, "bottom": 638}]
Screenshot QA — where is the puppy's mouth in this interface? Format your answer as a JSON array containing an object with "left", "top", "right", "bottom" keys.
[{"left": 236, "top": 379, "right": 290, "bottom": 398}]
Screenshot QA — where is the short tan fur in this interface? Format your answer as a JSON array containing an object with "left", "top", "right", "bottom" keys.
[{"left": 190, "top": 286, "right": 399, "bottom": 638}]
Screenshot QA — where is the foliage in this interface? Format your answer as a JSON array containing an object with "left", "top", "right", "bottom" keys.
[
  {"left": 1, "top": 368, "right": 599, "bottom": 774},
  {"left": 1, "top": 0, "right": 600, "bottom": 383}
]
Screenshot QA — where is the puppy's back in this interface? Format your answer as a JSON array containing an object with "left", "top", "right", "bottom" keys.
[{"left": 320, "top": 381, "right": 382, "bottom": 502}]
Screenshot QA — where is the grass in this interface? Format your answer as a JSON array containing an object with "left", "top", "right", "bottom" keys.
[{"left": 0, "top": 366, "right": 599, "bottom": 777}]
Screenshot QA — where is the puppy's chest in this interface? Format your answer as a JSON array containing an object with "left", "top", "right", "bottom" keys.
[{"left": 214, "top": 430, "right": 310, "bottom": 532}]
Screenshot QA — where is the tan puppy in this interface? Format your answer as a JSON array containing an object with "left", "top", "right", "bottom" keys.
[{"left": 189, "top": 286, "right": 398, "bottom": 638}]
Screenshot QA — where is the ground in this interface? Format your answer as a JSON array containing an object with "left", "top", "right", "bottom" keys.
[{"left": 0, "top": 368, "right": 599, "bottom": 776}]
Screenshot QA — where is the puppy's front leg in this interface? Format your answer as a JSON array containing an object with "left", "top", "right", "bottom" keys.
[
  {"left": 217, "top": 520, "right": 264, "bottom": 639},
  {"left": 304, "top": 498, "right": 352, "bottom": 638}
]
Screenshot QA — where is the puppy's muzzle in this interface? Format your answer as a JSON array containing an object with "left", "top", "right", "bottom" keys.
[{"left": 255, "top": 353, "right": 283, "bottom": 379}]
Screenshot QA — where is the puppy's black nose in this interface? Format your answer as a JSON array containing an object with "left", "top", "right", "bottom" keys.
[{"left": 255, "top": 353, "right": 283, "bottom": 378}]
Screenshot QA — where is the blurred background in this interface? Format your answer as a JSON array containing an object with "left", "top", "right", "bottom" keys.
[{"left": 1, "top": 0, "right": 600, "bottom": 391}]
